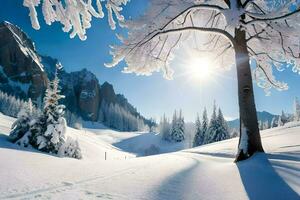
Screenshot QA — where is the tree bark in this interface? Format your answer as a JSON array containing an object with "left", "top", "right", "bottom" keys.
[{"left": 234, "top": 29, "right": 264, "bottom": 162}]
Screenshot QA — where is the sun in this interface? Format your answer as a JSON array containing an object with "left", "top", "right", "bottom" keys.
[{"left": 189, "top": 57, "right": 212, "bottom": 81}]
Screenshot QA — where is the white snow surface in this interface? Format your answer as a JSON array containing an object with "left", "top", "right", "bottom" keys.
[{"left": 0, "top": 113, "right": 299, "bottom": 200}]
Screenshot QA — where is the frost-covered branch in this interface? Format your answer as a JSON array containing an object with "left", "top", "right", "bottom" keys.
[{"left": 23, "top": 0, "right": 129, "bottom": 40}]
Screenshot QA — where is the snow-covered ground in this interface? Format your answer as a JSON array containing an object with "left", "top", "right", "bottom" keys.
[
  {"left": 83, "top": 121, "right": 189, "bottom": 156},
  {"left": 0, "top": 113, "right": 299, "bottom": 200}
]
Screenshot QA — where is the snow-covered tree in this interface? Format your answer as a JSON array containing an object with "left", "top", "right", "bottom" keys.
[
  {"left": 280, "top": 110, "right": 288, "bottom": 125},
  {"left": 201, "top": 107, "right": 209, "bottom": 141},
  {"left": 263, "top": 121, "right": 269, "bottom": 130},
  {"left": 23, "top": 0, "right": 129, "bottom": 40},
  {"left": 193, "top": 113, "right": 203, "bottom": 147},
  {"left": 293, "top": 97, "right": 300, "bottom": 121},
  {"left": 277, "top": 115, "right": 284, "bottom": 127},
  {"left": 271, "top": 117, "right": 277, "bottom": 128},
  {"left": 206, "top": 104, "right": 230, "bottom": 144},
  {"left": 34, "top": 72, "right": 67, "bottom": 153},
  {"left": 170, "top": 110, "right": 185, "bottom": 142},
  {"left": 205, "top": 102, "right": 218, "bottom": 144},
  {"left": 159, "top": 114, "right": 171, "bottom": 141},
  {"left": 9, "top": 99, "right": 33, "bottom": 143},
  {"left": 216, "top": 108, "right": 230, "bottom": 140},
  {"left": 58, "top": 137, "right": 82, "bottom": 159},
  {"left": 105, "top": 0, "right": 300, "bottom": 161}
]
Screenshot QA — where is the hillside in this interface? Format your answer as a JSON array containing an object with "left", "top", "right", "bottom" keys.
[{"left": 0, "top": 113, "right": 299, "bottom": 200}]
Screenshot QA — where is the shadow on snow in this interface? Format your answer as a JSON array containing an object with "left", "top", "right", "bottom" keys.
[{"left": 236, "top": 153, "right": 299, "bottom": 200}]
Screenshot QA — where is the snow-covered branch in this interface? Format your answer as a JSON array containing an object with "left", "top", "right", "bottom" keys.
[{"left": 23, "top": 0, "right": 129, "bottom": 40}]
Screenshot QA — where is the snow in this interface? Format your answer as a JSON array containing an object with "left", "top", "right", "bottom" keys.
[{"left": 0, "top": 112, "right": 299, "bottom": 199}]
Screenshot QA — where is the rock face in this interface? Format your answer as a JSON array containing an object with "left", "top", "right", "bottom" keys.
[
  {"left": 0, "top": 21, "right": 152, "bottom": 125},
  {"left": 0, "top": 21, "right": 48, "bottom": 104},
  {"left": 60, "top": 69, "right": 101, "bottom": 121}
]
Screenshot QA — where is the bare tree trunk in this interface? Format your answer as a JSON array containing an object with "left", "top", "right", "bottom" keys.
[{"left": 234, "top": 29, "right": 264, "bottom": 162}]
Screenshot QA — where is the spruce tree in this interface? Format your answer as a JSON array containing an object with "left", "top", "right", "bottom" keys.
[
  {"left": 205, "top": 103, "right": 230, "bottom": 144},
  {"left": 34, "top": 71, "right": 67, "bottom": 153},
  {"left": 201, "top": 108, "right": 208, "bottom": 144},
  {"left": 294, "top": 97, "right": 300, "bottom": 121},
  {"left": 205, "top": 102, "right": 218, "bottom": 144},
  {"left": 215, "top": 108, "right": 230, "bottom": 141},
  {"left": 170, "top": 110, "right": 185, "bottom": 142},
  {"left": 193, "top": 113, "right": 203, "bottom": 147},
  {"left": 9, "top": 99, "right": 33, "bottom": 143}
]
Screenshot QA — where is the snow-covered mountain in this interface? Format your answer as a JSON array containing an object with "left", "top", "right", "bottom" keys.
[
  {"left": 0, "top": 113, "right": 299, "bottom": 199},
  {"left": 0, "top": 21, "right": 153, "bottom": 128},
  {"left": 228, "top": 111, "right": 279, "bottom": 129}
]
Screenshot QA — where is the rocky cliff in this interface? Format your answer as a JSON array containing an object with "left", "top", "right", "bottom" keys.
[{"left": 0, "top": 21, "right": 152, "bottom": 126}]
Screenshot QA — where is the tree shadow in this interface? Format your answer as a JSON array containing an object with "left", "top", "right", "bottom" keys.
[
  {"left": 183, "top": 150, "right": 235, "bottom": 159},
  {"left": 149, "top": 157, "right": 201, "bottom": 200},
  {"left": 267, "top": 152, "right": 300, "bottom": 162},
  {"left": 0, "top": 133, "right": 59, "bottom": 158},
  {"left": 236, "top": 153, "right": 300, "bottom": 200}
]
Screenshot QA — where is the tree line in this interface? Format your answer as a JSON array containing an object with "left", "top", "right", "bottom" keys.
[{"left": 159, "top": 102, "right": 230, "bottom": 147}]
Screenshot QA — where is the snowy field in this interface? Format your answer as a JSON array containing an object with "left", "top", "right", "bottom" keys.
[{"left": 0, "top": 113, "right": 299, "bottom": 200}]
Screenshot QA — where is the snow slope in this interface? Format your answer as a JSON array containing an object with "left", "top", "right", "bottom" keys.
[
  {"left": 0, "top": 113, "right": 299, "bottom": 200},
  {"left": 83, "top": 121, "right": 190, "bottom": 156}
]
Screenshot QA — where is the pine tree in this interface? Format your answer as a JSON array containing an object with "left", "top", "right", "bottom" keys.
[
  {"left": 9, "top": 99, "right": 33, "bottom": 143},
  {"left": 34, "top": 71, "right": 67, "bottom": 153},
  {"left": 170, "top": 110, "right": 185, "bottom": 142},
  {"left": 271, "top": 117, "right": 276, "bottom": 128},
  {"left": 160, "top": 114, "right": 171, "bottom": 141},
  {"left": 215, "top": 108, "right": 230, "bottom": 142},
  {"left": 205, "top": 102, "right": 218, "bottom": 144},
  {"left": 280, "top": 110, "right": 288, "bottom": 125},
  {"left": 263, "top": 121, "right": 269, "bottom": 130},
  {"left": 205, "top": 103, "right": 229, "bottom": 144},
  {"left": 278, "top": 115, "right": 284, "bottom": 127},
  {"left": 193, "top": 113, "right": 203, "bottom": 147},
  {"left": 294, "top": 97, "right": 300, "bottom": 121},
  {"left": 201, "top": 107, "right": 208, "bottom": 143}
]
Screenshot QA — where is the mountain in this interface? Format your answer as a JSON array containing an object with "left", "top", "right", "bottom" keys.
[
  {"left": 0, "top": 21, "right": 48, "bottom": 105},
  {"left": 227, "top": 111, "right": 279, "bottom": 129},
  {"left": 0, "top": 21, "right": 153, "bottom": 129}
]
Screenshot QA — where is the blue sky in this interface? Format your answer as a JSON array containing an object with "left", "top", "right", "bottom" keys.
[{"left": 1, "top": 1, "right": 299, "bottom": 122}]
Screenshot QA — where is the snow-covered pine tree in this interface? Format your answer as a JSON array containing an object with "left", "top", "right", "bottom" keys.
[
  {"left": 280, "top": 110, "right": 288, "bottom": 125},
  {"left": 294, "top": 97, "right": 300, "bottom": 121},
  {"left": 58, "top": 137, "right": 82, "bottom": 159},
  {"left": 263, "top": 121, "right": 269, "bottom": 130},
  {"left": 205, "top": 103, "right": 230, "bottom": 144},
  {"left": 215, "top": 108, "right": 230, "bottom": 142},
  {"left": 33, "top": 71, "right": 67, "bottom": 154},
  {"left": 277, "top": 115, "right": 284, "bottom": 127},
  {"left": 177, "top": 110, "right": 185, "bottom": 141},
  {"left": 201, "top": 108, "right": 208, "bottom": 144},
  {"left": 271, "top": 117, "right": 277, "bottom": 128},
  {"left": 160, "top": 114, "right": 171, "bottom": 141},
  {"left": 193, "top": 113, "right": 203, "bottom": 147},
  {"left": 170, "top": 110, "right": 185, "bottom": 142},
  {"left": 205, "top": 102, "right": 218, "bottom": 144},
  {"left": 9, "top": 98, "right": 33, "bottom": 143}
]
